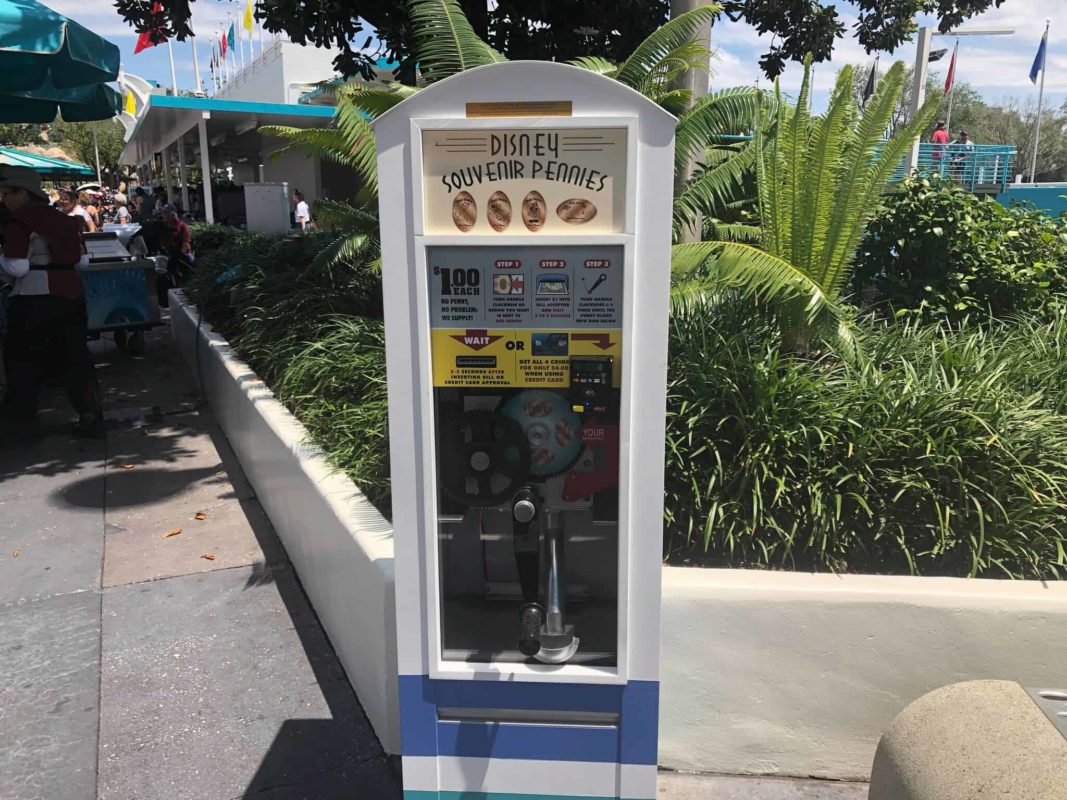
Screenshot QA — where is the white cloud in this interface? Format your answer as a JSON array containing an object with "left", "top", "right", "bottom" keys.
[{"left": 710, "top": 0, "right": 1067, "bottom": 108}]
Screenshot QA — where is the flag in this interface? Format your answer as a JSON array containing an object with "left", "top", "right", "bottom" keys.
[
  {"left": 243, "top": 0, "right": 254, "bottom": 34},
  {"left": 133, "top": 2, "right": 167, "bottom": 55},
  {"left": 221, "top": 28, "right": 228, "bottom": 59},
  {"left": 124, "top": 90, "right": 136, "bottom": 115},
  {"left": 227, "top": 23, "right": 235, "bottom": 54},
  {"left": 862, "top": 61, "right": 877, "bottom": 105},
  {"left": 1030, "top": 29, "right": 1048, "bottom": 85},
  {"left": 944, "top": 43, "right": 957, "bottom": 93}
]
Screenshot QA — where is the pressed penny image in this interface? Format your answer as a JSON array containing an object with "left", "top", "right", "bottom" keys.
[
  {"left": 487, "top": 190, "right": 512, "bottom": 231},
  {"left": 556, "top": 198, "right": 597, "bottom": 225},
  {"left": 452, "top": 191, "right": 477, "bottom": 232},
  {"left": 521, "top": 190, "right": 546, "bottom": 232}
]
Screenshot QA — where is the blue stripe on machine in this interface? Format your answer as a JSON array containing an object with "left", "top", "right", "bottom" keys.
[
  {"left": 398, "top": 676, "right": 658, "bottom": 765},
  {"left": 403, "top": 792, "right": 653, "bottom": 800},
  {"left": 437, "top": 719, "right": 619, "bottom": 763},
  {"left": 404, "top": 793, "right": 635, "bottom": 800}
]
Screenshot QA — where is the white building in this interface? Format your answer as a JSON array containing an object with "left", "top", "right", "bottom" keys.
[{"left": 120, "top": 41, "right": 373, "bottom": 226}]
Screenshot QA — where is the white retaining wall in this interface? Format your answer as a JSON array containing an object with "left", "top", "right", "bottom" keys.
[{"left": 171, "top": 293, "right": 1067, "bottom": 780}]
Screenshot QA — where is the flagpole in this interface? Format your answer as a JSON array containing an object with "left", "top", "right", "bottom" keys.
[
  {"left": 167, "top": 38, "right": 178, "bottom": 94},
  {"left": 92, "top": 125, "right": 102, "bottom": 184},
  {"left": 190, "top": 24, "right": 203, "bottom": 94},
  {"left": 1030, "top": 20, "right": 1050, "bottom": 183},
  {"left": 945, "top": 39, "right": 959, "bottom": 135}
]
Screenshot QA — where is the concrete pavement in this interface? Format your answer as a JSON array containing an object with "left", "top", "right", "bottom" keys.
[{"left": 0, "top": 322, "right": 398, "bottom": 800}]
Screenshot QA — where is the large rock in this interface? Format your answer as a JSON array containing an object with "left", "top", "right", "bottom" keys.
[{"left": 869, "top": 680, "right": 1067, "bottom": 799}]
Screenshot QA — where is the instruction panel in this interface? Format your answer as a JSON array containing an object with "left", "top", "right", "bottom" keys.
[{"left": 428, "top": 245, "right": 624, "bottom": 388}]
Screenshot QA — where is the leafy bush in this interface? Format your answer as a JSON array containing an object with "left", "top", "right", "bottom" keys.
[
  {"left": 187, "top": 227, "right": 1067, "bottom": 578},
  {"left": 184, "top": 224, "right": 390, "bottom": 510},
  {"left": 854, "top": 177, "right": 1067, "bottom": 323},
  {"left": 665, "top": 298, "right": 1067, "bottom": 579}
]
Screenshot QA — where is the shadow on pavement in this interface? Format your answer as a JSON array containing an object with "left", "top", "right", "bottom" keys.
[{"left": 238, "top": 562, "right": 401, "bottom": 799}]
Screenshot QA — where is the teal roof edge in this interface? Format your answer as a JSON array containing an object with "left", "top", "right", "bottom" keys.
[{"left": 148, "top": 94, "right": 336, "bottom": 118}]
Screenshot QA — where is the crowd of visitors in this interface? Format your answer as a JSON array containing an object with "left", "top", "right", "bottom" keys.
[{"left": 0, "top": 173, "right": 202, "bottom": 443}]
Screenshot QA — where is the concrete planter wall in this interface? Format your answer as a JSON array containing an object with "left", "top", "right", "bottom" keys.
[{"left": 171, "top": 292, "right": 1067, "bottom": 781}]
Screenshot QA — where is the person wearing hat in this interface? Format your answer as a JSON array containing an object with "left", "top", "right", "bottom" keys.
[{"left": 0, "top": 166, "right": 102, "bottom": 439}]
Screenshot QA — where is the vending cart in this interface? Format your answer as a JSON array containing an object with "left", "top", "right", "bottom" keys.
[{"left": 81, "top": 230, "right": 161, "bottom": 354}]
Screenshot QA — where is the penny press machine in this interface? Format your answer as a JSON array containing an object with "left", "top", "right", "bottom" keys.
[{"left": 374, "top": 61, "right": 675, "bottom": 800}]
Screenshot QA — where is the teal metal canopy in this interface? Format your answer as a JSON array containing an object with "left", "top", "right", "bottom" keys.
[
  {"left": 0, "top": 146, "right": 93, "bottom": 177},
  {"left": 0, "top": 79, "right": 120, "bottom": 122},
  {"left": 0, "top": 0, "right": 120, "bottom": 90}
]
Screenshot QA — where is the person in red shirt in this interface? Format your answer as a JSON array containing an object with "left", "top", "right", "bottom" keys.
[
  {"left": 0, "top": 167, "right": 102, "bottom": 440},
  {"left": 930, "top": 121, "right": 949, "bottom": 172},
  {"left": 156, "top": 204, "right": 193, "bottom": 307}
]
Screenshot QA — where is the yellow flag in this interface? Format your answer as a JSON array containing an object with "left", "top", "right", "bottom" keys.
[
  {"left": 125, "top": 90, "right": 136, "bottom": 115},
  {"left": 242, "top": 0, "right": 253, "bottom": 33}
]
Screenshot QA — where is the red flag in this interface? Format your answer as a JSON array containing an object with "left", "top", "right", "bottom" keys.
[
  {"left": 221, "top": 30, "right": 227, "bottom": 59},
  {"left": 944, "top": 43, "right": 957, "bottom": 93},
  {"left": 133, "top": 2, "right": 167, "bottom": 54}
]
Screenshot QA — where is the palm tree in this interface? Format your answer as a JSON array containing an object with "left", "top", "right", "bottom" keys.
[
  {"left": 261, "top": 0, "right": 763, "bottom": 267},
  {"left": 672, "top": 57, "right": 940, "bottom": 352}
]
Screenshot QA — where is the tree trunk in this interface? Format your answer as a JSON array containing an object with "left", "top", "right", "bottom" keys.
[
  {"left": 671, "top": 0, "right": 713, "bottom": 244},
  {"left": 778, "top": 299, "right": 814, "bottom": 354}
]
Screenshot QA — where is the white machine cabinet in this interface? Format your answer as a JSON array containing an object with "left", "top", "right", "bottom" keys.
[
  {"left": 374, "top": 61, "right": 675, "bottom": 800},
  {"left": 243, "top": 181, "right": 291, "bottom": 234}
]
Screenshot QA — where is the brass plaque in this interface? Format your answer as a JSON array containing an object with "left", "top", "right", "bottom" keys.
[{"left": 466, "top": 101, "right": 573, "bottom": 118}]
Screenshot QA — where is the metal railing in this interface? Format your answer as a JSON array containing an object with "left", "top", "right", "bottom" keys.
[{"left": 892, "top": 143, "right": 1017, "bottom": 193}]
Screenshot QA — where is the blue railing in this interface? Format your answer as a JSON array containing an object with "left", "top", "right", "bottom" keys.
[{"left": 891, "top": 143, "right": 1017, "bottom": 193}]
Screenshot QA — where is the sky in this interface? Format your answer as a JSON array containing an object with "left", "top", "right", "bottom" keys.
[{"left": 43, "top": 0, "right": 1067, "bottom": 114}]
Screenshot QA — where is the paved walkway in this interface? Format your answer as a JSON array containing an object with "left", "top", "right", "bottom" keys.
[
  {"left": 0, "top": 318, "right": 868, "bottom": 800},
  {"left": 0, "top": 322, "right": 399, "bottom": 800}
]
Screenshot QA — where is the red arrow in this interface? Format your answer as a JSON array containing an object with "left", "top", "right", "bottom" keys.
[
  {"left": 450, "top": 329, "right": 503, "bottom": 351},
  {"left": 571, "top": 333, "right": 614, "bottom": 350}
]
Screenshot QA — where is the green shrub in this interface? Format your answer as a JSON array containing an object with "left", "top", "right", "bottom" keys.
[
  {"left": 665, "top": 298, "right": 1067, "bottom": 579},
  {"left": 854, "top": 177, "right": 1067, "bottom": 323}
]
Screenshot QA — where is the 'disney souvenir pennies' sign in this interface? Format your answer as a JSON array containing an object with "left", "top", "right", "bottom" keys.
[
  {"left": 423, "top": 128, "right": 627, "bottom": 234},
  {"left": 374, "top": 61, "right": 675, "bottom": 800}
]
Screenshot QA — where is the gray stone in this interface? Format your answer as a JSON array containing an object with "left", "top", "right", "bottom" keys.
[
  {"left": 0, "top": 591, "right": 101, "bottom": 800},
  {"left": 98, "top": 564, "right": 397, "bottom": 800},
  {"left": 868, "top": 680, "right": 1067, "bottom": 800}
]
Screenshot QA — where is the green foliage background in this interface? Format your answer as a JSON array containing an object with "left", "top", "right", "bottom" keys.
[{"left": 855, "top": 177, "right": 1067, "bottom": 323}]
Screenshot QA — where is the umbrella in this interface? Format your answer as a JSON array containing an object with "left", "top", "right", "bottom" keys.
[
  {"left": 0, "top": 79, "right": 121, "bottom": 122},
  {"left": 0, "top": 0, "right": 120, "bottom": 91},
  {"left": 0, "top": 146, "right": 94, "bottom": 178}
]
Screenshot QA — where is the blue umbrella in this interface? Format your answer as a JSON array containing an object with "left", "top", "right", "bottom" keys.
[
  {"left": 0, "top": 146, "right": 94, "bottom": 177},
  {"left": 0, "top": 79, "right": 121, "bottom": 122},
  {"left": 0, "top": 0, "right": 120, "bottom": 91}
]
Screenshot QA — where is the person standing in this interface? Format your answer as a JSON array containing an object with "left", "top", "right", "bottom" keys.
[
  {"left": 293, "top": 189, "right": 311, "bottom": 232},
  {"left": 58, "top": 187, "right": 97, "bottom": 233},
  {"left": 0, "top": 167, "right": 102, "bottom": 440},
  {"left": 930, "top": 120, "right": 949, "bottom": 172}
]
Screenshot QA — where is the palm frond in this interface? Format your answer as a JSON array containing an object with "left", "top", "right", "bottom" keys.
[
  {"left": 333, "top": 98, "right": 380, "bottom": 192},
  {"left": 614, "top": 5, "right": 720, "bottom": 90},
  {"left": 308, "top": 232, "right": 382, "bottom": 276},
  {"left": 706, "top": 221, "right": 761, "bottom": 243},
  {"left": 673, "top": 140, "right": 757, "bottom": 232},
  {"left": 793, "top": 64, "right": 855, "bottom": 276},
  {"left": 568, "top": 56, "right": 617, "bottom": 77},
  {"left": 409, "top": 0, "right": 505, "bottom": 83},
  {"left": 338, "top": 85, "right": 410, "bottom": 118},
  {"left": 672, "top": 240, "right": 833, "bottom": 323},
  {"left": 312, "top": 198, "right": 380, "bottom": 233},
  {"left": 674, "top": 87, "right": 764, "bottom": 176}
]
